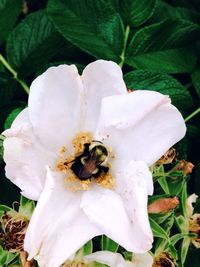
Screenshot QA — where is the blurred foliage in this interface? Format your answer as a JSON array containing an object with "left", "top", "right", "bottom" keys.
[{"left": 0, "top": 0, "right": 200, "bottom": 266}]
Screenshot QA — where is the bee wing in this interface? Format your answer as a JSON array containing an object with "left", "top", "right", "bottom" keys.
[{"left": 79, "top": 160, "right": 97, "bottom": 179}]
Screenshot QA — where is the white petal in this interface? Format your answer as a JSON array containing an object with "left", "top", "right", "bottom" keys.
[
  {"left": 85, "top": 251, "right": 132, "bottom": 267},
  {"left": 186, "top": 193, "right": 198, "bottom": 218},
  {"left": 81, "top": 186, "right": 152, "bottom": 253},
  {"left": 113, "top": 161, "right": 153, "bottom": 244},
  {"left": 95, "top": 90, "right": 186, "bottom": 166},
  {"left": 82, "top": 60, "right": 127, "bottom": 132},
  {"left": 28, "top": 65, "right": 83, "bottom": 152},
  {"left": 3, "top": 109, "right": 54, "bottom": 200},
  {"left": 24, "top": 167, "right": 100, "bottom": 267},
  {"left": 132, "top": 253, "right": 154, "bottom": 267}
]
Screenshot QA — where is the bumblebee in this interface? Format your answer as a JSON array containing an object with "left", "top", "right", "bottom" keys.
[{"left": 71, "top": 141, "right": 109, "bottom": 180}]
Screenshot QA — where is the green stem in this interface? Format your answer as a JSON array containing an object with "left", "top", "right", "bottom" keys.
[
  {"left": 119, "top": 25, "right": 130, "bottom": 68},
  {"left": 0, "top": 54, "right": 29, "bottom": 94},
  {"left": 184, "top": 107, "right": 200, "bottom": 122}
]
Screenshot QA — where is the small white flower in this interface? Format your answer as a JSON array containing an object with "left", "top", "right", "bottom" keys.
[
  {"left": 86, "top": 251, "right": 154, "bottom": 267},
  {"left": 64, "top": 251, "right": 153, "bottom": 267},
  {"left": 3, "top": 60, "right": 186, "bottom": 267}
]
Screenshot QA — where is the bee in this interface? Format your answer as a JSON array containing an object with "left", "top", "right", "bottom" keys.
[{"left": 71, "top": 141, "right": 109, "bottom": 180}]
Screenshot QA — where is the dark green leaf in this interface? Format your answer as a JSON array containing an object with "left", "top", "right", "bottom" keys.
[
  {"left": 4, "top": 107, "right": 23, "bottom": 129},
  {"left": 191, "top": 69, "right": 200, "bottom": 98},
  {"left": 0, "top": 101, "right": 26, "bottom": 132},
  {"left": 109, "top": 0, "right": 158, "bottom": 27},
  {"left": 0, "top": 0, "right": 22, "bottom": 44},
  {"left": 0, "top": 73, "right": 18, "bottom": 106},
  {"left": 6, "top": 10, "right": 68, "bottom": 78},
  {"left": 124, "top": 70, "right": 193, "bottom": 110},
  {"left": 101, "top": 235, "right": 119, "bottom": 252},
  {"left": 149, "top": 2, "right": 200, "bottom": 25},
  {"left": 126, "top": 20, "right": 200, "bottom": 73},
  {"left": 47, "top": 0, "right": 124, "bottom": 62}
]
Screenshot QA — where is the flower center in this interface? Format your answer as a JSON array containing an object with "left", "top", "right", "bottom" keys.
[
  {"left": 71, "top": 141, "right": 109, "bottom": 180},
  {"left": 153, "top": 253, "right": 175, "bottom": 267},
  {"left": 56, "top": 132, "right": 115, "bottom": 191}
]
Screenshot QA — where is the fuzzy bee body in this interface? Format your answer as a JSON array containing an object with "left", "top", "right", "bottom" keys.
[{"left": 71, "top": 142, "right": 109, "bottom": 180}]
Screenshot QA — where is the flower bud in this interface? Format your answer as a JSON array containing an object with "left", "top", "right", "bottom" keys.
[
  {"left": 148, "top": 197, "right": 179, "bottom": 214},
  {"left": 175, "top": 160, "right": 194, "bottom": 176}
]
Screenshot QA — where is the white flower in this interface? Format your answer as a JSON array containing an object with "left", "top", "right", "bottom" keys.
[
  {"left": 85, "top": 251, "right": 153, "bottom": 267},
  {"left": 3, "top": 60, "right": 186, "bottom": 267}
]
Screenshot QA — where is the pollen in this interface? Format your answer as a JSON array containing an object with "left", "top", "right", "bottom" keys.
[
  {"left": 95, "top": 166, "right": 115, "bottom": 189},
  {"left": 72, "top": 132, "right": 92, "bottom": 154},
  {"left": 65, "top": 171, "right": 91, "bottom": 191}
]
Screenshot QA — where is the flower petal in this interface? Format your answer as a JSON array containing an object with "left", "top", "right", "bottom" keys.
[
  {"left": 3, "top": 109, "right": 54, "bottom": 200},
  {"left": 28, "top": 65, "right": 83, "bottom": 152},
  {"left": 95, "top": 90, "right": 186, "bottom": 166},
  {"left": 81, "top": 185, "right": 152, "bottom": 253},
  {"left": 24, "top": 167, "right": 100, "bottom": 267},
  {"left": 82, "top": 60, "right": 127, "bottom": 132},
  {"left": 132, "top": 253, "right": 154, "bottom": 267},
  {"left": 113, "top": 160, "right": 153, "bottom": 245},
  {"left": 85, "top": 251, "right": 132, "bottom": 267}
]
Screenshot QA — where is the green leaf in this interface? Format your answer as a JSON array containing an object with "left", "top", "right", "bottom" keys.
[
  {"left": 0, "top": 0, "right": 22, "bottom": 44},
  {"left": 158, "top": 177, "right": 170, "bottom": 194},
  {"left": 126, "top": 20, "right": 200, "bottom": 73},
  {"left": 175, "top": 215, "right": 189, "bottom": 233},
  {"left": 150, "top": 211, "right": 173, "bottom": 225},
  {"left": 0, "top": 72, "right": 18, "bottom": 106},
  {"left": 6, "top": 10, "right": 68, "bottom": 78},
  {"left": 122, "top": 251, "right": 132, "bottom": 261},
  {"left": 18, "top": 195, "right": 35, "bottom": 220},
  {"left": 82, "top": 240, "right": 93, "bottom": 256},
  {"left": 0, "top": 246, "right": 17, "bottom": 266},
  {"left": 110, "top": 0, "right": 158, "bottom": 27},
  {"left": 180, "top": 237, "right": 191, "bottom": 265},
  {"left": 149, "top": 217, "right": 168, "bottom": 239},
  {"left": 170, "top": 233, "right": 194, "bottom": 246},
  {"left": 180, "top": 181, "right": 188, "bottom": 218},
  {"left": 124, "top": 70, "right": 193, "bottom": 111},
  {"left": 4, "top": 107, "right": 24, "bottom": 130},
  {"left": 168, "top": 179, "right": 184, "bottom": 196},
  {"left": 191, "top": 69, "right": 200, "bottom": 98},
  {"left": 149, "top": 2, "right": 200, "bottom": 25},
  {"left": 47, "top": 0, "right": 124, "bottom": 62},
  {"left": 101, "top": 235, "right": 119, "bottom": 252}
]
